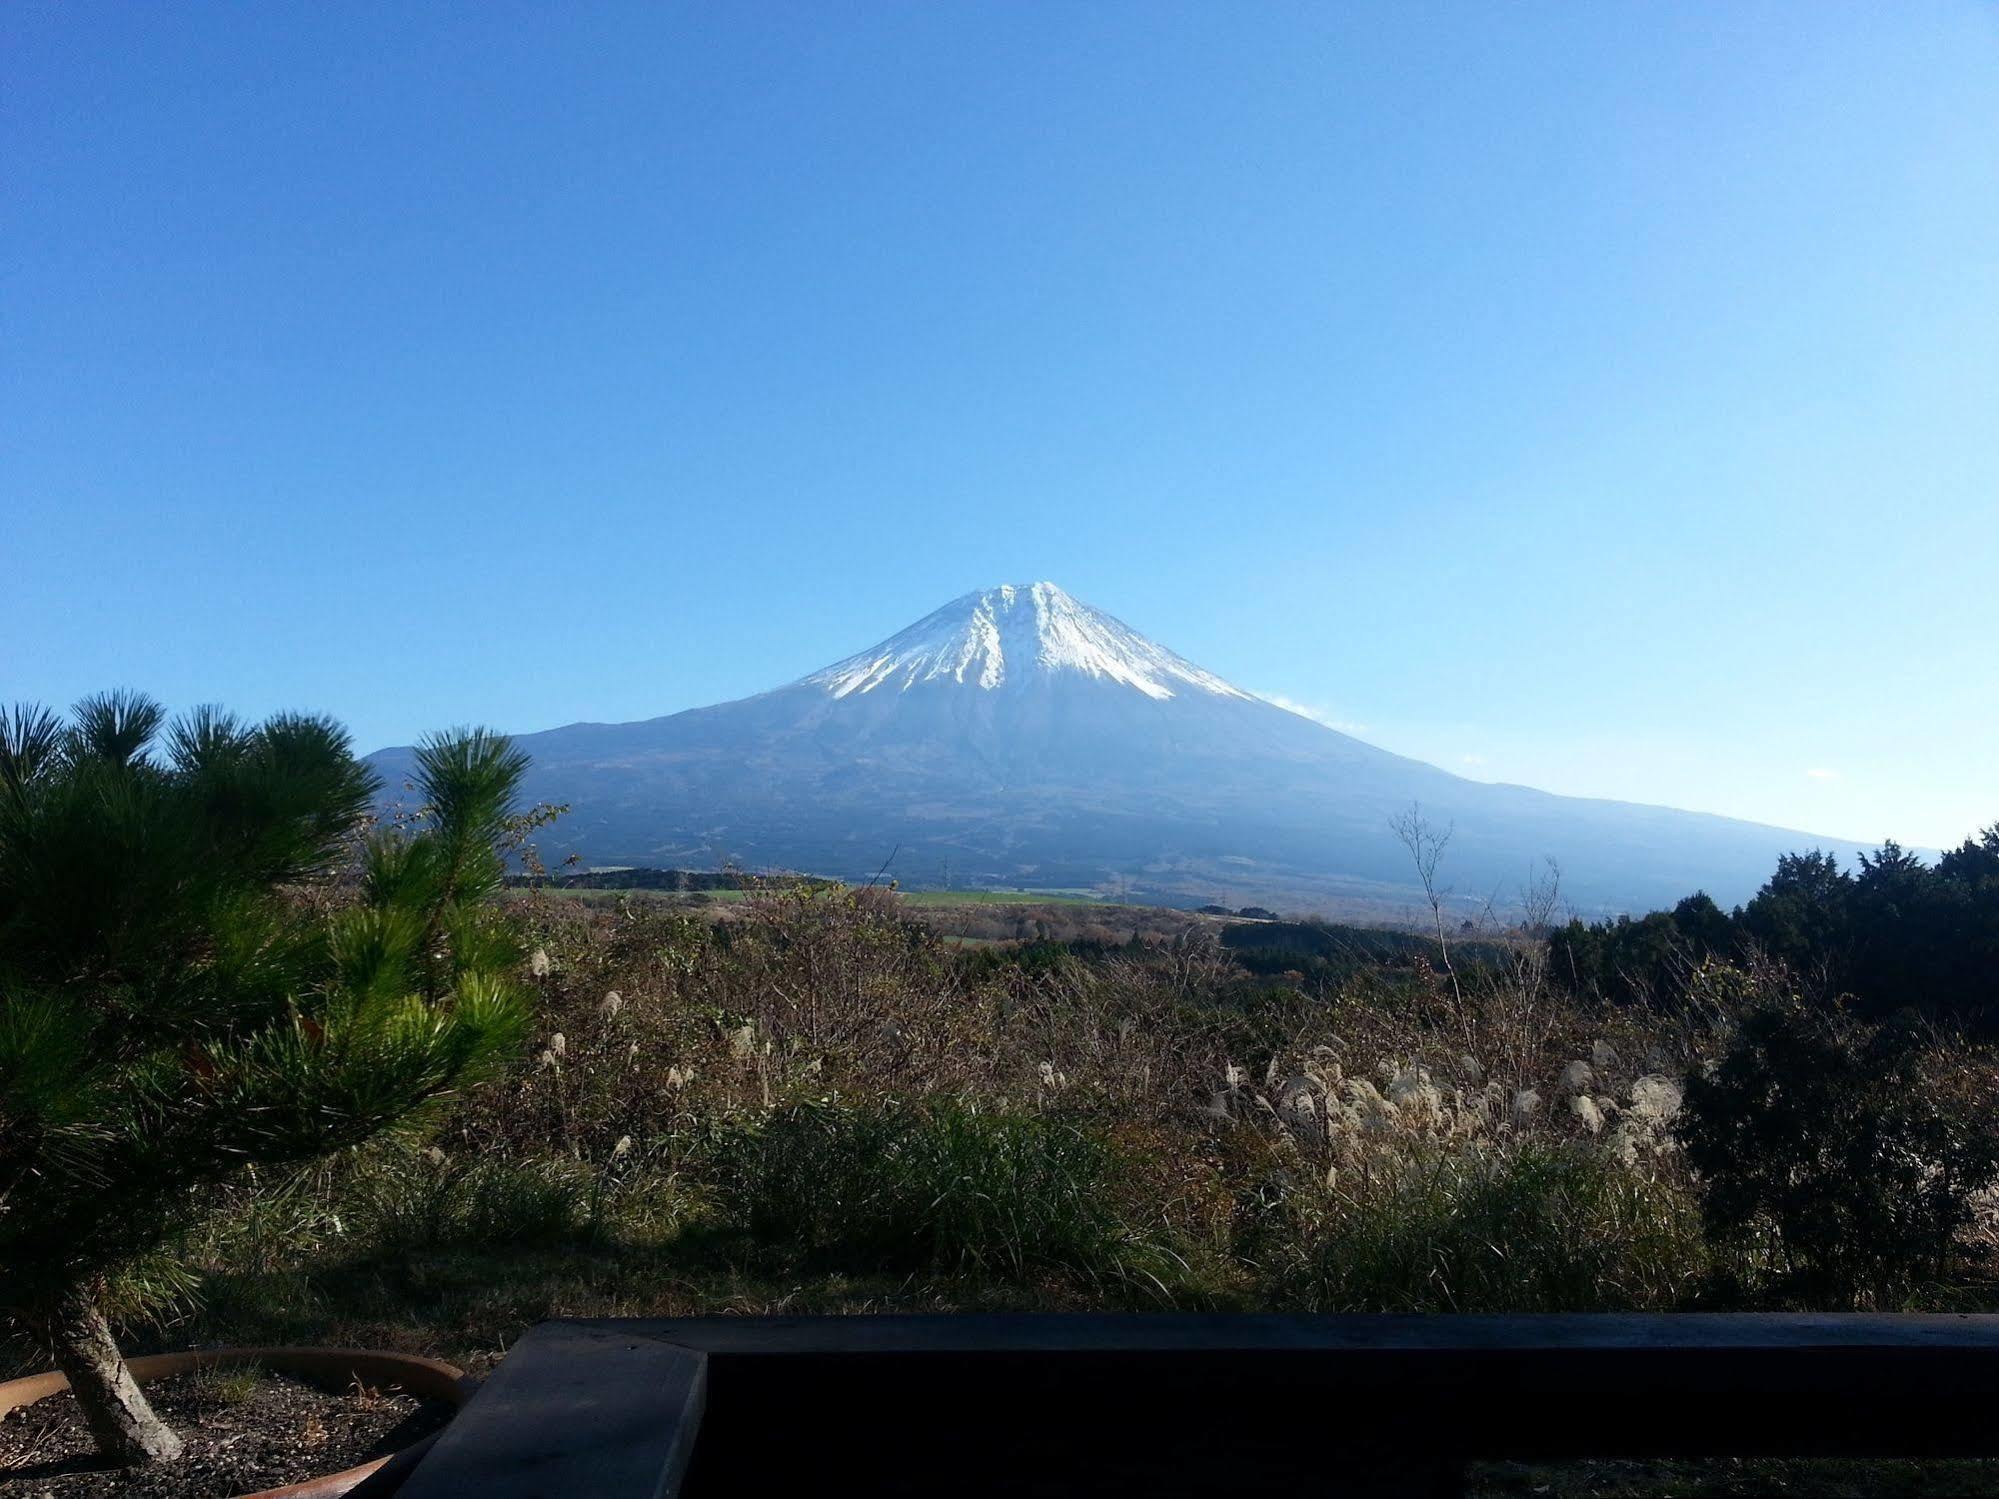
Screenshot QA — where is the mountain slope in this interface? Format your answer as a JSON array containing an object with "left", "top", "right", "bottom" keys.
[{"left": 369, "top": 583, "right": 1872, "bottom": 914}]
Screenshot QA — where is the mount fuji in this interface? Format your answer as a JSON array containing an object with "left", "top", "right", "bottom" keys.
[{"left": 370, "top": 583, "right": 1868, "bottom": 915}]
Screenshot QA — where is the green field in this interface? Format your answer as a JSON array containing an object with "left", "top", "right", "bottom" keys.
[
  {"left": 895, "top": 887, "right": 1105, "bottom": 908},
  {"left": 521, "top": 884, "right": 1113, "bottom": 910},
  {"left": 506, "top": 886, "right": 751, "bottom": 907}
]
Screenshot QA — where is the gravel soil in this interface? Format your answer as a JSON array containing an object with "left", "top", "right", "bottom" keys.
[{"left": 0, "top": 1367, "right": 452, "bottom": 1498}]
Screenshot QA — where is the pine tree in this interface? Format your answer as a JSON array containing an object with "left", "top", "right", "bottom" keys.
[{"left": 0, "top": 694, "right": 528, "bottom": 1466}]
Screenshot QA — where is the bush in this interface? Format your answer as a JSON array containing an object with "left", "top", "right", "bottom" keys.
[
  {"left": 1676, "top": 996, "right": 1999, "bottom": 1305},
  {"left": 1265, "top": 1142, "right": 1706, "bottom": 1312},
  {"left": 715, "top": 1100, "right": 1176, "bottom": 1293}
]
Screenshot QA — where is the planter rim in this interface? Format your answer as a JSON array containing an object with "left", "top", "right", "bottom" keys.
[{"left": 0, "top": 1345, "right": 474, "bottom": 1499}]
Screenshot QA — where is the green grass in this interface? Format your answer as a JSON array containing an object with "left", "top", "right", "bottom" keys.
[
  {"left": 1267, "top": 1143, "right": 1709, "bottom": 1313},
  {"left": 350, "top": 1149, "right": 597, "bottom": 1250},
  {"left": 713, "top": 1100, "right": 1182, "bottom": 1295},
  {"left": 188, "top": 1361, "right": 265, "bottom": 1407},
  {"left": 896, "top": 888, "right": 1105, "bottom": 907}
]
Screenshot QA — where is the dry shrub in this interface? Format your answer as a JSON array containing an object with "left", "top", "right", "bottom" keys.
[
  {"left": 459, "top": 890, "right": 1722, "bottom": 1307},
  {"left": 200, "top": 881, "right": 1999, "bottom": 1320}
]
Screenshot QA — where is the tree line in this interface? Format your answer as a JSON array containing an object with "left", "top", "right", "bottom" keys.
[{"left": 1549, "top": 828, "right": 1999, "bottom": 1030}]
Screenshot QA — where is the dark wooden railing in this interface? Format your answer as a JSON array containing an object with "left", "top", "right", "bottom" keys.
[{"left": 391, "top": 1314, "right": 1999, "bottom": 1498}]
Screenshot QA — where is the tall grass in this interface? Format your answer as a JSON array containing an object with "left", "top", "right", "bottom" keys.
[
  {"left": 351, "top": 1148, "right": 595, "bottom": 1250},
  {"left": 1265, "top": 1141, "right": 1707, "bottom": 1312},
  {"left": 716, "top": 1100, "right": 1181, "bottom": 1295}
]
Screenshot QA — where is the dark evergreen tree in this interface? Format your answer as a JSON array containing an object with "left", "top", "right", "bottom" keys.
[
  {"left": 1739, "top": 849, "right": 1853, "bottom": 985},
  {"left": 1669, "top": 891, "right": 1735, "bottom": 956},
  {"left": 1552, "top": 827, "right": 1999, "bottom": 1030},
  {"left": 0, "top": 695, "right": 527, "bottom": 1466}
]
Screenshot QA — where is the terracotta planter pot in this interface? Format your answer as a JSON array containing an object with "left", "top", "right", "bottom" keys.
[{"left": 0, "top": 1346, "right": 474, "bottom": 1499}]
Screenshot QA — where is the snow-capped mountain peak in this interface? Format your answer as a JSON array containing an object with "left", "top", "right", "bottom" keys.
[
  {"left": 367, "top": 579, "right": 1875, "bottom": 914},
  {"left": 803, "top": 582, "right": 1252, "bottom": 702}
]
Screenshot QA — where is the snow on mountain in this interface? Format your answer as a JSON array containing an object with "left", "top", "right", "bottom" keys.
[
  {"left": 804, "top": 582, "right": 1252, "bottom": 703},
  {"left": 366, "top": 581, "right": 1877, "bottom": 915}
]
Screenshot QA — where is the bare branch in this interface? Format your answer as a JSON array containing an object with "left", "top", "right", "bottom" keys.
[{"left": 1390, "top": 801, "right": 1469, "bottom": 1042}]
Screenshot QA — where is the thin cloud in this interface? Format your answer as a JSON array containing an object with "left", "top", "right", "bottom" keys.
[
  {"left": 1805, "top": 767, "right": 1841, "bottom": 781},
  {"left": 1256, "top": 691, "right": 1369, "bottom": 737},
  {"left": 1460, "top": 753, "right": 1488, "bottom": 767}
]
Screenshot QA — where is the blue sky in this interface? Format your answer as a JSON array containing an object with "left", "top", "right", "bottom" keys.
[{"left": 5, "top": 3, "right": 1995, "bottom": 850}]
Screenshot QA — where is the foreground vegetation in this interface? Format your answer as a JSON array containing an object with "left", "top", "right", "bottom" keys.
[
  {"left": 5, "top": 698, "right": 1997, "bottom": 1493},
  {"left": 144, "top": 880, "right": 1999, "bottom": 1494},
  {"left": 0, "top": 699, "right": 529, "bottom": 1466},
  {"left": 121, "top": 873, "right": 1999, "bottom": 1345}
]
